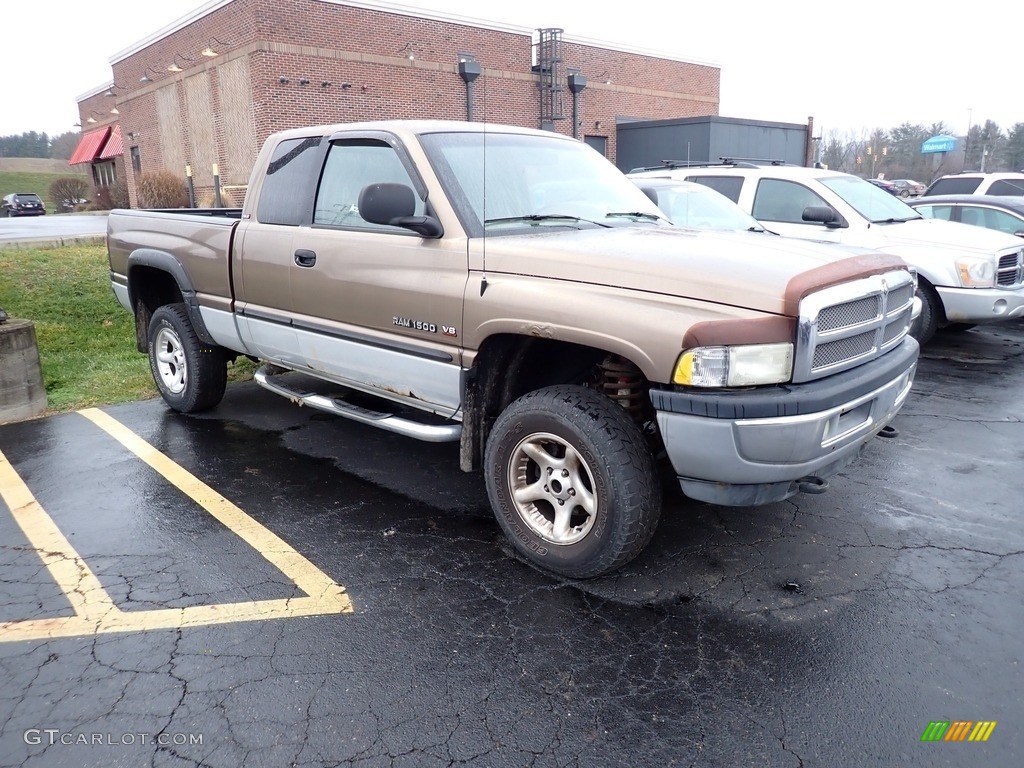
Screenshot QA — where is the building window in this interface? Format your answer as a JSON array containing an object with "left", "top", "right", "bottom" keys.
[
  {"left": 92, "top": 161, "right": 118, "bottom": 187},
  {"left": 130, "top": 146, "right": 142, "bottom": 176}
]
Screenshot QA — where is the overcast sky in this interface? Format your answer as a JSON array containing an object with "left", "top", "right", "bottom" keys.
[{"left": 5, "top": 0, "right": 1018, "bottom": 139}]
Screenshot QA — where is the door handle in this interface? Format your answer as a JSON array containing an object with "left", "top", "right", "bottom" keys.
[{"left": 294, "top": 249, "right": 317, "bottom": 267}]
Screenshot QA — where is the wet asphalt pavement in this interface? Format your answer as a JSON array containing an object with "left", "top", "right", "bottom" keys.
[{"left": 1, "top": 322, "right": 1022, "bottom": 767}]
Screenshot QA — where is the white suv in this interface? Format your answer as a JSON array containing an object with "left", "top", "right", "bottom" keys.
[
  {"left": 629, "top": 163, "right": 1024, "bottom": 342},
  {"left": 923, "top": 172, "right": 1024, "bottom": 197}
]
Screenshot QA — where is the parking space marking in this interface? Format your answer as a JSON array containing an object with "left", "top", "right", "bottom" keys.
[{"left": 0, "top": 409, "right": 352, "bottom": 643}]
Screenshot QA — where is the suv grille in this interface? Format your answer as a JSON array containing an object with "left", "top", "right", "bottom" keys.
[
  {"left": 997, "top": 250, "right": 1024, "bottom": 287},
  {"left": 793, "top": 269, "right": 916, "bottom": 383}
]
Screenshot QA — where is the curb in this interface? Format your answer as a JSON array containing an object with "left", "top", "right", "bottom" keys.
[{"left": 0, "top": 234, "right": 105, "bottom": 250}]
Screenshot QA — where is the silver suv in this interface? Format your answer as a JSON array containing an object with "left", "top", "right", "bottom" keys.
[{"left": 923, "top": 172, "right": 1024, "bottom": 197}]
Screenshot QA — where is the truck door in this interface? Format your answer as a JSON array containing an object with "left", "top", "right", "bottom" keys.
[
  {"left": 233, "top": 136, "right": 327, "bottom": 364},
  {"left": 287, "top": 135, "right": 467, "bottom": 417}
]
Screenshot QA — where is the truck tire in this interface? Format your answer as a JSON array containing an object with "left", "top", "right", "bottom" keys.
[
  {"left": 911, "top": 281, "right": 940, "bottom": 345},
  {"left": 485, "top": 385, "right": 661, "bottom": 578},
  {"left": 147, "top": 303, "right": 227, "bottom": 413}
]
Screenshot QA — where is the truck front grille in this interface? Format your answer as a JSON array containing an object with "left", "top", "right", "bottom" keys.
[
  {"left": 793, "top": 269, "right": 916, "bottom": 383},
  {"left": 997, "top": 249, "right": 1024, "bottom": 287}
]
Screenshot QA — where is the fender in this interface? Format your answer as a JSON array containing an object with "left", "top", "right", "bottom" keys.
[{"left": 126, "top": 248, "right": 217, "bottom": 347}]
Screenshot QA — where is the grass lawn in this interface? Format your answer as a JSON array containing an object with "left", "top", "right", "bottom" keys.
[
  {"left": 0, "top": 169, "right": 88, "bottom": 213},
  {"left": 0, "top": 243, "right": 254, "bottom": 414}
]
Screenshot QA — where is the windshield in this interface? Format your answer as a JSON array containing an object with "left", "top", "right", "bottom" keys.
[
  {"left": 419, "top": 130, "right": 666, "bottom": 236},
  {"left": 638, "top": 182, "right": 764, "bottom": 231},
  {"left": 820, "top": 175, "right": 920, "bottom": 223}
]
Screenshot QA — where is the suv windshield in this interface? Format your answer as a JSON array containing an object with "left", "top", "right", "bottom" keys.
[
  {"left": 819, "top": 175, "right": 920, "bottom": 223},
  {"left": 419, "top": 131, "right": 666, "bottom": 236},
  {"left": 641, "top": 182, "right": 764, "bottom": 231}
]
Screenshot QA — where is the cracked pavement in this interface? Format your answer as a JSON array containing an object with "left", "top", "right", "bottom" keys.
[{"left": 1, "top": 321, "right": 1022, "bottom": 766}]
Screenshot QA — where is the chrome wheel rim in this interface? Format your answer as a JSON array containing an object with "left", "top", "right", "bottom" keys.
[
  {"left": 154, "top": 326, "right": 187, "bottom": 394},
  {"left": 507, "top": 432, "right": 597, "bottom": 545}
]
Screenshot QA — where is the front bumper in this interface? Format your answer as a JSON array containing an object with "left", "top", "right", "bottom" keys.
[
  {"left": 651, "top": 337, "right": 919, "bottom": 506},
  {"left": 936, "top": 285, "right": 1024, "bottom": 323}
]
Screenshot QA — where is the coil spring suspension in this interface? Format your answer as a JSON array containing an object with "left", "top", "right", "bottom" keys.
[{"left": 597, "top": 356, "right": 650, "bottom": 422}]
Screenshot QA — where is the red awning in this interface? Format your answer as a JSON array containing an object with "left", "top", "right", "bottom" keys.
[
  {"left": 69, "top": 126, "right": 111, "bottom": 165},
  {"left": 98, "top": 125, "right": 123, "bottom": 160}
]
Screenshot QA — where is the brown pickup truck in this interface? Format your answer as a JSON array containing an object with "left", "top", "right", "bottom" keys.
[{"left": 107, "top": 120, "right": 919, "bottom": 578}]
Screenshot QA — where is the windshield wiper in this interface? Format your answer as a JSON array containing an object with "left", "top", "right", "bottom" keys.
[
  {"left": 605, "top": 211, "right": 664, "bottom": 221},
  {"left": 871, "top": 215, "right": 921, "bottom": 224},
  {"left": 484, "top": 214, "right": 610, "bottom": 228}
]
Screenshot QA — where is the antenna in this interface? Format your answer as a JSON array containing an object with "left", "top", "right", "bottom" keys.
[{"left": 480, "top": 123, "right": 488, "bottom": 296}]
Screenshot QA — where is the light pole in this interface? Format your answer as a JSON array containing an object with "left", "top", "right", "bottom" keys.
[{"left": 964, "top": 107, "right": 972, "bottom": 168}]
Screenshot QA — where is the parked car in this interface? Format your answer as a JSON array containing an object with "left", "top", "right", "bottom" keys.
[
  {"left": 629, "top": 161, "right": 1024, "bottom": 343},
  {"left": 2, "top": 192, "right": 46, "bottom": 217},
  {"left": 922, "top": 172, "right": 1024, "bottom": 197},
  {"left": 629, "top": 177, "right": 771, "bottom": 232},
  {"left": 891, "top": 179, "right": 926, "bottom": 198},
  {"left": 866, "top": 177, "right": 899, "bottom": 196},
  {"left": 908, "top": 194, "right": 1024, "bottom": 239}
]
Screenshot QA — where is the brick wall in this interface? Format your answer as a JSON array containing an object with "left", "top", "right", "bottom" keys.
[{"left": 98, "top": 0, "right": 721, "bottom": 205}]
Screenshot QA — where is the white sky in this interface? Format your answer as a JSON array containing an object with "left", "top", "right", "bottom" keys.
[{"left": 5, "top": 0, "right": 1018, "bottom": 139}]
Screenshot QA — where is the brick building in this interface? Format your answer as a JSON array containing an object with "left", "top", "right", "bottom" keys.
[{"left": 72, "top": 0, "right": 721, "bottom": 206}]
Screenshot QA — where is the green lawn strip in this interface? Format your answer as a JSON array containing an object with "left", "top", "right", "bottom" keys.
[
  {"left": 1, "top": 244, "right": 254, "bottom": 413},
  {"left": 0, "top": 170, "right": 88, "bottom": 212}
]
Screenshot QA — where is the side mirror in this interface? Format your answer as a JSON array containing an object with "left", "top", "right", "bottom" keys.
[
  {"left": 803, "top": 205, "right": 846, "bottom": 228},
  {"left": 358, "top": 183, "right": 443, "bottom": 238},
  {"left": 1014, "top": 230, "right": 1024, "bottom": 239}
]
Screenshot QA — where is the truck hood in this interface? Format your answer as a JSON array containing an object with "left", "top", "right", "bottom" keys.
[
  {"left": 868, "top": 217, "right": 1023, "bottom": 255},
  {"left": 481, "top": 226, "right": 900, "bottom": 316}
]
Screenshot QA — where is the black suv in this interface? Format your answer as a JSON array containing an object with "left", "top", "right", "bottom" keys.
[{"left": 2, "top": 193, "right": 46, "bottom": 217}]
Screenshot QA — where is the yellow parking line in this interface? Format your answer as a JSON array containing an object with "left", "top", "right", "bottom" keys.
[
  {"left": 0, "top": 409, "right": 352, "bottom": 643},
  {"left": 0, "top": 449, "right": 116, "bottom": 620}
]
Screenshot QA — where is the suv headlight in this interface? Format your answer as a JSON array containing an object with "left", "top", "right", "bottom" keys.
[
  {"left": 955, "top": 257, "right": 995, "bottom": 288},
  {"left": 673, "top": 343, "right": 794, "bottom": 387}
]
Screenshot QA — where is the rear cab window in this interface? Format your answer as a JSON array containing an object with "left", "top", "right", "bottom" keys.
[{"left": 256, "top": 137, "right": 325, "bottom": 225}]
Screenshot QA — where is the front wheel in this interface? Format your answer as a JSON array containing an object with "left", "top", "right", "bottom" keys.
[
  {"left": 147, "top": 303, "right": 227, "bottom": 412},
  {"left": 910, "top": 282, "right": 940, "bottom": 345},
  {"left": 485, "top": 385, "right": 661, "bottom": 579}
]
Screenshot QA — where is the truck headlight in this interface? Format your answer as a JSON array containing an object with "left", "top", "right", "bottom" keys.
[
  {"left": 955, "top": 257, "right": 995, "bottom": 288},
  {"left": 673, "top": 343, "right": 794, "bottom": 387}
]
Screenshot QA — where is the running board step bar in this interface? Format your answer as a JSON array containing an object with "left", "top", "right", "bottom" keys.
[{"left": 254, "top": 365, "right": 461, "bottom": 443}]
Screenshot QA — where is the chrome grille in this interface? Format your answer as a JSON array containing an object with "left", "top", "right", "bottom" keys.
[
  {"left": 817, "top": 296, "right": 880, "bottom": 331},
  {"left": 793, "top": 269, "right": 916, "bottom": 383},
  {"left": 812, "top": 331, "right": 875, "bottom": 368},
  {"left": 997, "top": 250, "right": 1024, "bottom": 287}
]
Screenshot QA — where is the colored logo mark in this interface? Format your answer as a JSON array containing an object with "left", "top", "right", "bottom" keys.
[{"left": 921, "top": 721, "right": 997, "bottom": 742}]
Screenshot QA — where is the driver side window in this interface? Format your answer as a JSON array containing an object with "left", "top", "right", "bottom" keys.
[
  {"left": 313, "top": 139, "right": 424, "bottom": 231},
  {"left": 752, "top": 179, "right": 828, "bottom": 223}
]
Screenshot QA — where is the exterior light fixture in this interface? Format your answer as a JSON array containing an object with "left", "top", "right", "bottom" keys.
[
  {"left": 279, "top": 76, "right": 289, "bottom": 84},
  {"left": 457, "top": 53, "right": 481, "bottom": 121},
  {"left": 110, "top": 107, "right": 120, "bottom": 115},
  {"left": 299, "top": 78, "right": 310, "bottom": 85},
  {"left": 567, "top": 70, "right": 587, "bottom": 139},
  {"left": 140, "top": 67, "right": 160, "bottom": 83},
  {"left": 398, "top": 42, "right": 416, "bottom": 61},
  {"left": 200, "top": 37, "right": 228, "bottom": 57},
  {"left": 167, "top": 54, "right": 192, "bottom": 73}
]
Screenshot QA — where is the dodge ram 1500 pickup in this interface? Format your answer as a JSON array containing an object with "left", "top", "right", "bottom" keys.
[{"left": 107, "top": 120, "right": 920, "bottom": 578}]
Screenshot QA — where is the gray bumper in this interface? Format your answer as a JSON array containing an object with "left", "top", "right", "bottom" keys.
[
  {"left": 936, "top": 285, "right": 1024, "bottom": 323},
  {"left": 651, "top": 338, "right": 918, "bottom": 506}
]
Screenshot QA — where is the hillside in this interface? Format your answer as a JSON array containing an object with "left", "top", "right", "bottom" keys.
[
  {"left": 0, "top": 158, "right": 82, "bottom": 174},
  {"left": 0, "top": 159, "right": 89, "bottom": 212}
]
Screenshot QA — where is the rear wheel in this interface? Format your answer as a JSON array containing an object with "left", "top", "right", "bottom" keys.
[
  {"left": 147, "top": 303, "right": 227, "bottom": 412},
  {"left": 485, "top": 385, "right": 661, "bottom": 578}
]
